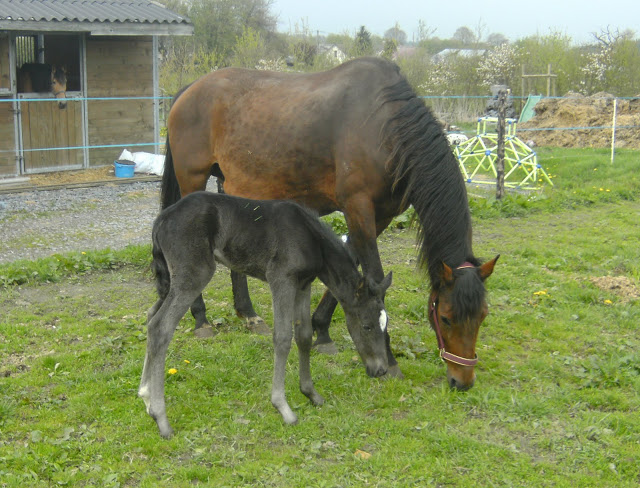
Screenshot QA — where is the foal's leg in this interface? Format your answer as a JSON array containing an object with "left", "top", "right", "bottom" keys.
[
  {"left": 295, "top": 286, "right": 324, "bottom": 406},
  {"left": 139, "top": 291, "right": 195, "bottom": 438},
  {"left": 269, "top": 283, "right": 297, "bottom": 425},
  {"left": 140, "top": 265, "right": 215, "bottom": 438}
]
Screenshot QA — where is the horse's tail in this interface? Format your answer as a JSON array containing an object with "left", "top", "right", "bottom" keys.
[
  {"left": 151, "top": 224, "right": 171, "bottom": 300},
  {"left": 160, "top": 83, "right": 195, "bottom": 210},
  {"left": 160, "top": 134, "right": 182, "bottom": 210}
]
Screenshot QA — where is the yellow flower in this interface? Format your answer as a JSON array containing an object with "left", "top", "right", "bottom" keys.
[
  {"left": 604, "top": 299, "right": 613, "bottom": 305},
  {"left": 533, "top": 290, "right": 547, "bottom": 296},
  {"left": 168, "top": 368, "right": 178, "bottom": 375},
  {"left": 81, "top": 251, "right": 86, "bottom": 255},
  {"left": 184, "top": 360, "right": 191, "bottom": 364}
]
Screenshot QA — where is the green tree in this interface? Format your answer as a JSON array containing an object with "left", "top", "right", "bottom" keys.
[
  {"left": 515, "top": 32, "right": 579, "bottom": 96},
  {"left": 381, "top": 38, "right": 398, "bottom": 59},
  {"left": 352, "top": 26, "right": 373, "bottom": 57},
  {"left": 230, "top": 26, "right": 268, "bottom": 68}
]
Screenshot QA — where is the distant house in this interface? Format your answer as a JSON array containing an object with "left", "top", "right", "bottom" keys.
[
  {"left": 0, "top": 0, "right": 192, "bottom": 178},
  {"left": 433, "top": 48, "right": 487, "bottom": 63},
  {"left": 318, "top": 44, "right": 347, "bottom": 64}
]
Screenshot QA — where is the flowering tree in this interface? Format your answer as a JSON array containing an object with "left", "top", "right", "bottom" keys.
[
  {"left": 477, "top": 43, "right": 520, "bottom": 89},
  {"left": 579, "top": 29, "right": 640, "bottom": 95}
]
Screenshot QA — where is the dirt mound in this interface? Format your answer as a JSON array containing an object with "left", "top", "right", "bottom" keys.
[
  {"left": 590, "top": 276, "right": 640, "bottom": 303},
  {"left": 520, "top": 92, "right": 640, "bottom": 148}
]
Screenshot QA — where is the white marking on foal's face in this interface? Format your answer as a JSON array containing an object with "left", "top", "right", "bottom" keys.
[{"left": 379, "top": 309, "right": 388, "bottom": 332}]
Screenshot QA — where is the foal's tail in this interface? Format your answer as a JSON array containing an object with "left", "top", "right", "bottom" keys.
[
  {"left": 160, "top": 135, "right": 182, "bottom": 210},
  {"left": 151, "top": 227, "right": 171, "bottom": 300}
]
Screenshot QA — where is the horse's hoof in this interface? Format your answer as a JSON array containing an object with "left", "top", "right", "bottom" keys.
[
  {"left": 313, "top": 341, "right": 338, "bottom": 355},
  {"left": 246, "top": 316, "right": 270, "bottom": 336},
  {"left": 194, "top": 325, "right": 215, "bottom": 338},
  {"left": 385, "top": 364, "right": 405, "bottom": 379}
]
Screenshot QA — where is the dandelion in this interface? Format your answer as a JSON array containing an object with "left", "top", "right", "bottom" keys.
[
  {"left": 168, "top": 368, "right": 178, "bottom": 375},
  {"left": 604, "top": 299, "right": 613, "bottom": 305},
  {"left": 81, "top": 251, "right": 86, "bottom": 255},
  {"left": 533, "top": 290, "right": 547, "bottom": 296},
  {"left": 184, "top": 360, "right": 191, "bottom": 364}
]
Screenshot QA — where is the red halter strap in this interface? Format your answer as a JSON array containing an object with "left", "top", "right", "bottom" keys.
[{"left": 429, "top": 262, "right": 479, "bottom": 367}]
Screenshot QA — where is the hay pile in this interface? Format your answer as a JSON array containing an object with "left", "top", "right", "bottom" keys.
[{"left": 519, "top": 92, "right": 640, "bottom": 148}]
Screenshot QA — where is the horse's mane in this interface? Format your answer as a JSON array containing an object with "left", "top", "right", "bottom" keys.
[{"left": 379, "top": 77, "right": 476, "bottom": 291}]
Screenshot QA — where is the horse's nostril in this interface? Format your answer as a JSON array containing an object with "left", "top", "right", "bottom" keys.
[{"left": 449, "top": 377, "right": 474, "bottom": 391}]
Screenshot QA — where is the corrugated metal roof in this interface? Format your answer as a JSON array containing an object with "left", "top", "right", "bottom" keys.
[{"left": 0, "top": 0, "right": 192, "bottom": 34}]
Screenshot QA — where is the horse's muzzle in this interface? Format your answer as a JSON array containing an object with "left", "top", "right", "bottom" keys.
[
  {"left": 366, "top": 364, "right": 388, "bottom": 378},
  {"left": 448, "top": 375, "right": 475, "bottom": 391}
]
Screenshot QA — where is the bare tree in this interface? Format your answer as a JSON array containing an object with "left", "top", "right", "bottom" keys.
[
  {"left": 487, "top": 32, "right": 508, "bottom": 46},
  {"left": 384, "top": 22, "right": 407, "bottom": 45},
  {"left": 453, "top": 26, "right": 475, "bottom": 45},
  {"left": 417, "top": 19, "right": 437, "bottom": 42}
]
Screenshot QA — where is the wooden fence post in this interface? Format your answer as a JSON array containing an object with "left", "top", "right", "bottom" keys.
[{"left": 496, "top": 89, "right": 508, "bottom": 199}]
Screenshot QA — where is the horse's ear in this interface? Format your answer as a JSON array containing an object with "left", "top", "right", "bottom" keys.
[
  {"left": 479, "top": 255, "right": 500, "bottom": 281},
  {"left": 441, "top": 261, "right": 453, "bottom": 284}
]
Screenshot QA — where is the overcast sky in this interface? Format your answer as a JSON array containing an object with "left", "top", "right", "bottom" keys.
[{"left": 270, "top": 0, "right": 639, "bottom": 44}]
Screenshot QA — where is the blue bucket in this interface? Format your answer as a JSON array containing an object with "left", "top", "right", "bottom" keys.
[{"left": 114, "top": 159, "right": 135, "bottom": 178}]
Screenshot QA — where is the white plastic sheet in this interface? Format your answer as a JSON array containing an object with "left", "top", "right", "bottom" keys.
[{"left": 118, "top": 149, "right": 165, "bottom": 176}]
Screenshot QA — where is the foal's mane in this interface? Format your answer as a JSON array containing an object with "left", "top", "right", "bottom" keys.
[
  {"left": 294, "top": 205, "right": 357, "bottom": 271},
  {"left": 379, "top": 75, "right": 476, "bottom": 291}
]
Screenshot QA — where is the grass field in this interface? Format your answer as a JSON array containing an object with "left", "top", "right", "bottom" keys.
[{"left": 1, "top": 148, "right": 639, "bottom": 487}]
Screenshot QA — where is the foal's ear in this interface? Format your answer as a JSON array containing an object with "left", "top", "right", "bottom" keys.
[
  {"left": 479, "top": 255, "right": 500, "bottom": 281},
  {"left": 371, "top": 271, "right": 393, "bottom": 297}
]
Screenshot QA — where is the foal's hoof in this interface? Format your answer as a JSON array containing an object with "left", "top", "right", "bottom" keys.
[
  {"left": 385, "top": 364, "right": 405, "bottom": 379},
  {"left": 313, "top": 341, "right": 338, "bottom": 355},
  {"left": 246, "top": 316, "right": 271, "bottom": 336},
  {"left": 193, "top": 324, "right": 215, "bottom": 338}
]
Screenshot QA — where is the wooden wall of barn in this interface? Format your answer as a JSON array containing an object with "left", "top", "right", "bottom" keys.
[
  {"left": 0, "top": 33, "right": 15, "bottom": 177},
  {"left": 86, "top": 36, "right": 155, "bottom": 167}
]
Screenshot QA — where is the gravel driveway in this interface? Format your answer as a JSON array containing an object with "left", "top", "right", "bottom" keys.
[{"left": 0, "top": 179, "right": 216, "bottom": 264}]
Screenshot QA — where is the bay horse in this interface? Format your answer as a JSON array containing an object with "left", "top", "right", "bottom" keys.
[
  {"left": 17, "top": 63, "right": 67, "bottom": 109},
  {"left": 161, "top": 57, "right": 499, "bottom": 389},
  {"left": 139, "top": 191, "right": 391, "bottom": 438}
]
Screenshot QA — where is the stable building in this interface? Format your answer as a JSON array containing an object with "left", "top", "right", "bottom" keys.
[{"left": 0, "top": 0, "right": 192, "bottom": 179}]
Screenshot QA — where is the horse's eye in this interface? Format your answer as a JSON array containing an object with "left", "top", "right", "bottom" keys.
[
  {"left": 363, "top": 324, "right": 372, "bottom": 331},
  {"left": 441, "top": 316, "right": 452, "bottom": 327}
]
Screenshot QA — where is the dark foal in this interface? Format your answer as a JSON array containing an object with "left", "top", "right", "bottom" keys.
[{"left": 139, "top": 192, "right": 391, "bottom": 438}]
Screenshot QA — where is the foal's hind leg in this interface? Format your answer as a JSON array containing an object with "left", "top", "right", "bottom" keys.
[
  {"left": 139, "top": 291, "right": 195, "bottom": 438},
  {"left": 295, "top": 286, "right": 324, "bottom": 406}
]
